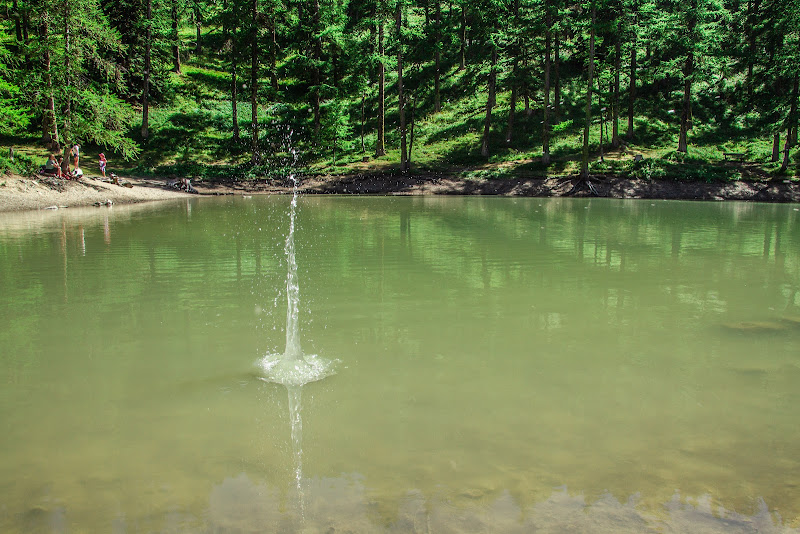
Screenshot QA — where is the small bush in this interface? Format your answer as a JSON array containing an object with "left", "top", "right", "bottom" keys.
[{"left": 0, "top": 151, "right": 38, "bottom": 176}]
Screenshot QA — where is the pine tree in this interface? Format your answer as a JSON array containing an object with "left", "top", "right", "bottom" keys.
[
  {"left": 376, "top": 0, "right": 387, "bottom": 156},
  {"left": 667, "top": 0, "right": 728, "bottom": 153},
  {"left": 0, "top": 44, "right": 31, "bottom": 133},
  {"left": 19, "top": 0, "right": 140, "bottom": 157},
  {"left": 581, "top": 1, "right": 596, "bottom": 179},
  {"left": 396, "top": 0, "right": 408, "bottom": 170}
]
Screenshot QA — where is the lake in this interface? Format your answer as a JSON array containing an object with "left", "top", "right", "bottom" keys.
[{"left": 1, "top": 195, "right": 799, "bottom": 533}]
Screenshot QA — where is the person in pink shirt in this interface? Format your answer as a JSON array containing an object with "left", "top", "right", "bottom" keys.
[{"left": 99, "top": 153, "right": 107, "bottom": 177}]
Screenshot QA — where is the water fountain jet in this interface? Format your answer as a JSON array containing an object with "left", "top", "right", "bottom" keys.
[{"left": 256, "top": 175, "right": 337, "bottom": 387}]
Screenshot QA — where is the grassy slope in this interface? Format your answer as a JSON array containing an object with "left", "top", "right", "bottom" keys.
[{"left": 2, "top": 27, "right": 798, "bottom": 183}]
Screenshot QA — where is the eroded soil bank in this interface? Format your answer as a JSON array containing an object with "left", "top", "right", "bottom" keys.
[
  {"left": 199, "top": 173, "right": 800, "bottom": 202},
  {"left": 1, "top": 172, "right": 798, "bottom": 213}
]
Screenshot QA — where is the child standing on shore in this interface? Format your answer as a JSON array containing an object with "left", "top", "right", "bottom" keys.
[{"left": 99, "top": 153, "right": 107, "bottom": 177}]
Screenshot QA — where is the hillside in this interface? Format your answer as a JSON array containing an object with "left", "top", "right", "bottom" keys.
[{"left": 2, "top": 0, "right": 799, "bottom": 185}]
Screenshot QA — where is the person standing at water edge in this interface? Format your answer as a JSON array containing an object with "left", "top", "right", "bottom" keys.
[
  {"left": 71, "top": 144, "right": 80, "bottom": 167},
  {"left": 99, "top": 153, "right": 107, "bottom": 177}
]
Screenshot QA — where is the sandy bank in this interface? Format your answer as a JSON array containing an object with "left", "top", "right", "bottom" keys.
[{"left": 0, "top": 174, "right": 192, "bottom": 212}]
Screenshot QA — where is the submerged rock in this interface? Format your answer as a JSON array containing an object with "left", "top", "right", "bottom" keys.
[{"left": 721, "top": 321, "right": 787, "bottom": 334}]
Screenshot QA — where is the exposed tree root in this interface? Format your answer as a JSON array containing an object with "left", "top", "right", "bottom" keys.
[{"left": 566, "top": 176, "right": 602, "bottom": 196}]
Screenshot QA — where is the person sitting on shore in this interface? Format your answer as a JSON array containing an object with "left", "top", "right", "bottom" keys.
[
  {"left": 168, "top": 177, "right": 197, "bottom": 193},
  {"left": 41, "top": 154, "right": 59, "bottom": 175},
  {"left": 56, "top": 155, "right": 68, "bottom": 178},
  {"left": 41, "top": 155, "right": 68, "bottom": 178}
]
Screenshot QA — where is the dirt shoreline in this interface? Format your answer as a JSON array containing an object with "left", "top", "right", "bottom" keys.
[
  {"left": 0, "top": 174, "right": 192, "bottom": 213},
  {"left": 1, "top": 172, "right": 798, "bottom": 213}
]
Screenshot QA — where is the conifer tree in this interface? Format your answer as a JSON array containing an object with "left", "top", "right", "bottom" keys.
[
  {"left": 543, "top": 0, "right": 553, "bottom": 163},
  {"left": 18, "top": 0, "right": 139, "bottom": 156},
  {"left": 396, "top": 0, "right": 408, "bottom": 170},
  {"left": 475, "top": 0, "right": 504, "bottom": 158},
  {"left": 581, "top": 1, "right": 597, "bottom": 179},
  {"left": 0, "top": 44, "right": 30, "bottom": 133},
  {"left": 376, "top": 0, "right": 387, "bottom": 156},
  {"left": 669, "top": 0, "right": 728, "bottom": 153}
]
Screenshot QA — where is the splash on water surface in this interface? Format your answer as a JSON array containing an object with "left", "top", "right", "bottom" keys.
[{"left": 257, "top": 351, "right": 337, "bottom": 387}]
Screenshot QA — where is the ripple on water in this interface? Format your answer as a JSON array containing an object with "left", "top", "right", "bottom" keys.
[{"left": 256, "top": 353, "right": 338, "bottom": 387}]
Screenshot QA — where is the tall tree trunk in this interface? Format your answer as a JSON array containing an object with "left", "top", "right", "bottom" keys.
[
  {"left": 746, "top": 0, "right": 756, "bottom": 97},
  {"left": 224, "top": 0, "right": 240, "bottom": 143},
  {"left": 12, "top": 0, "right": 23, "bottom": 43},
  {"left": 480, "top": 43, "right": 497, "bottom": 158},
  {"left": 270, "top": 19, "right": 278, "bottom": 91},
  {"left": 142, "top": 0, "right": 152, "bottom": 141},
  {"left": 791, "top": 74, "right": 799, "bottom": 147},
  {"left": 523, "top": 43, "right": 530, "bottom": 115},
  {"left": 627, "top": 45, "right": 636, "bottom": 139},
  {"left": 599, "top": 78, "right": 605, "bottom": 162},
  {"left": 41, "top": 12, "right": 59, "bottom": 149},
  {"left": 311, "top": 0, "right": 322, "bottom": 138},
  {"left": 505, "top": 0, "right": 520, "bottom": 139},
  {"left": 22, "top": 9, "right": 30, "bottom": 42},
  {"left": 332, "top": 49, "right": 340, "bottom": 90},
  {"left": 554, "top": 31, "right": 561, "bottom": 122},
  {"left": 459, "top": 6, "right": 466, "bottom": 70},
  {"left": 612, "top": 30, "right": 621, "bottom": 147},
  {"left": 194, "top": 3, "right": 202, "bottom": 54},
  {"left": 397, "top": 2, "right": 408, "bottom": 171},
  {"left": 506, "top": 84, "right": 516, "bottom": 144},
  {"left": 677, "top": 50, "right": 693, "bottom": 153},
  {"left": 361, "top": 93, "right": 366, "bottom": 153},
  {"left": 780, "top": 131, "right": 792, "bottom": 172},
  {"left": 434, "top": 0, "right": 441, "bottom": 112},
  {"left": 543, "top": 0, "right": 551, "bottom": 164},
  {"left": 376, "top": 14, "right": 386, "bottom": 156},
  {"left": 22, "top": 7, "right": 31, "bottom": 68},
  {"left": 250, "top": 0, "right": 259, "bottom": 161},
  {"left": 409, "top": 94, "right": 416, "bottom": 165},
  {"left": 678, "top": 6, "right": 695, "bottom": 153},
  {"left": 781, "top": 74, "right": 799, "bottom": 172},
  {"left": 172, "top": 0, "right": 181, "bottom": 73},
  {"left": 231, "top": 37, "right": 240, "bottom": 142},
  {"left": 581, "top": 4, "right": 596, "bottom": 180},
  {"left": 772, "top": 132, "right": 780, "bottom": 162},
  {"left": 62, "top": 0, "right": 71, "bottom": 154}
]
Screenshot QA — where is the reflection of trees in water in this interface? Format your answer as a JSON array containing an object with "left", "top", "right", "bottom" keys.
[{"left": 3, "top": 198, "right": 800, "bottom": 533}]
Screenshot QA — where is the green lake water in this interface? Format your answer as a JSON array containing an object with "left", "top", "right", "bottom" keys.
[{"left": 1, "top": 195, "right": 799, "bottom": 533}]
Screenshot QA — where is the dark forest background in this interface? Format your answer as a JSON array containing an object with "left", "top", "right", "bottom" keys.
[{"left": 1, "top": 0, "right": 799, "bottom": 180}]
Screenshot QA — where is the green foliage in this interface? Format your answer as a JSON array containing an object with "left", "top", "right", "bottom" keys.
[
  {"left": 0, "top": 151, "right": 38, "bottom": 176},
  {"left": 1, "top": 0, "right": 798, "bottom": 179},
  {"left": 0, "top": 47, "right": 31, "bottom": 134}
]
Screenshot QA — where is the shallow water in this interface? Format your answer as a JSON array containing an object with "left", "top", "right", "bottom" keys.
[{"left": 0, "top": 196, "right": 799, "bottom": 533}]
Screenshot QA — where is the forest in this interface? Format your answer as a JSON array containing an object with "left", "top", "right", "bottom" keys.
[{"left": 0, "top": 0, "right": 799, "bottom": 181}]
